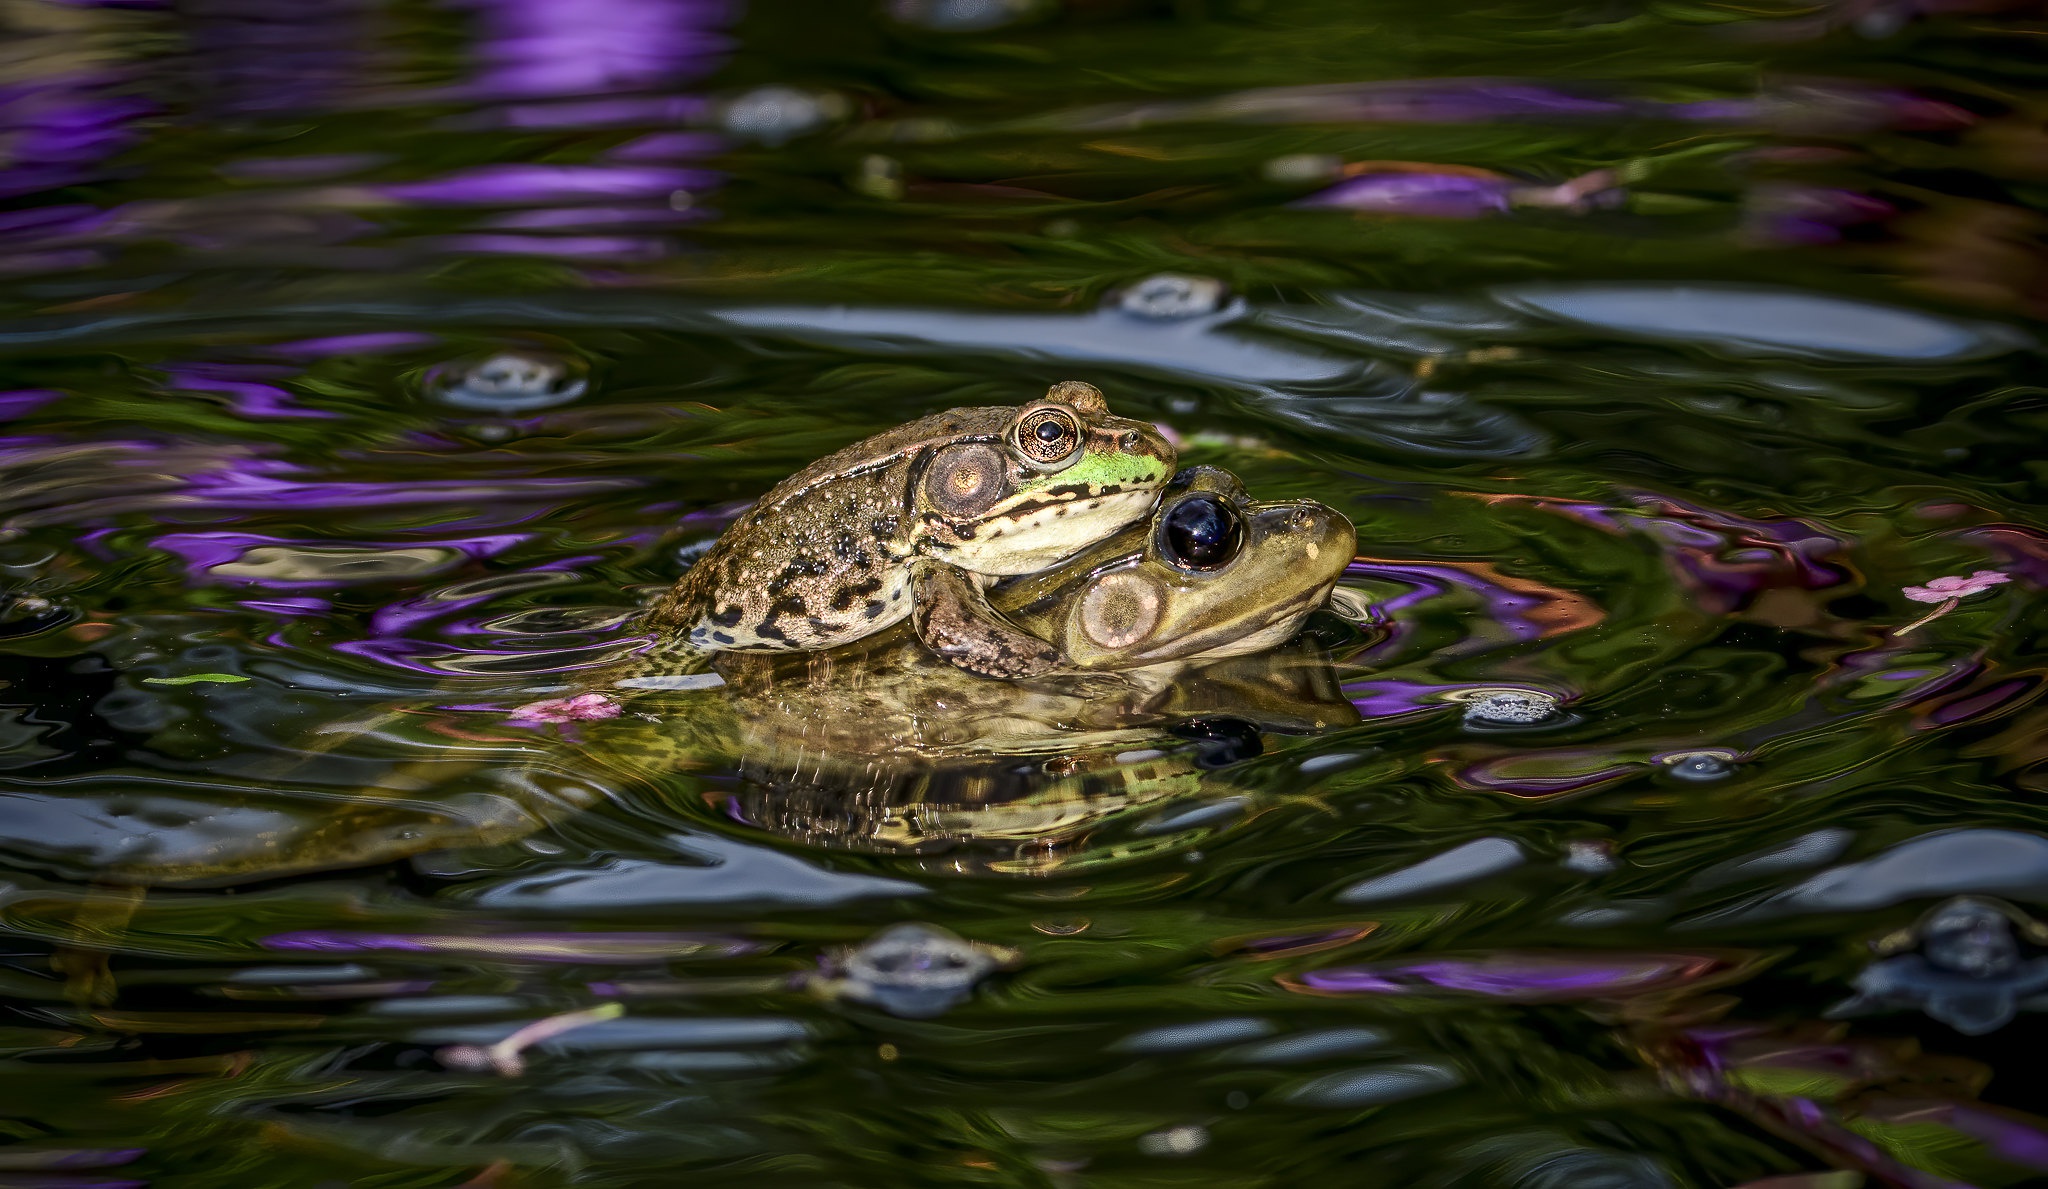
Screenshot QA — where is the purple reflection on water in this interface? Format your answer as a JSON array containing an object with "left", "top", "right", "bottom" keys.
[
  {"left": 494, "top": 95, "right": 710, "bottom": 129},
  {"left": 163, "top": 365, "right": 337, "bottom": 420},
  {"left": 265, "top": 332, "right": 439, "bottom": 359},
  {"left": 1297, "top": 171, "right": 1514, "bottom": 218},
  {"left": 1293, "top": 951, "right": 1731, "bottom": 1000},
  {"left": 382, "top": 164, "right": 713, "bottom": 206},
  {"left": 0, "top": 390, "right": 61, "bottom": 420},
  {"left": 365, "top": 554, "right": 607, "bottom": 635},
  {"left": 485, "top": 206, "right": 707, "bottom": 230},
  {"left": 1745, "top": 182, "right": 1897, "bottom": 246},
  {"left": 1627, "top": 493, "right": 1847, "bottom": 612},
  {"left": 608, "top": 131, "right": 725, "bottom": 161},
  {"left": 0, "top": 71, "right": 154, "bottom": 199},
  {"left": 240, "top": 596, "right": 331, "bottom": 617},
  {"left": 1944, "top": 1104, "right": 2048, "bottom": 1171},
  {"left": 454, "top": 0, "right": 736, "bottom": 102},
  {"left": 1920, "top": 677, "right": 2034, "bottom": 729},
  {"left": 1345, "top": 559, "right": 1593, "bottom": 644},
  {"left": 1343, "top": 677, "right": 1461, "bottom": 720},
  {"left": 436, "top": 232, "right": 673, "bottom": 260},
  {"left": 1963, "top": 525, "right": 2048, "bottom": 589}
]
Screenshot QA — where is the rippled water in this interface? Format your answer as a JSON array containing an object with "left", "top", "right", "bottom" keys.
[{"left": 5, "top": 0, "right": 2048, "bottom": 1185}]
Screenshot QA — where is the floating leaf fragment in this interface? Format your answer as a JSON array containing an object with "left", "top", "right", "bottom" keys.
[{"left": 140, "top": 673, "right": 250, "bottom": 686}]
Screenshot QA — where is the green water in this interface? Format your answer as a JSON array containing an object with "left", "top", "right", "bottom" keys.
[{"left": 3, "top": 0, "right": 2048, "bottom": 1185}]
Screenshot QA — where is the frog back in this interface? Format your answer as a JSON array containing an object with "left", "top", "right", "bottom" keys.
[{"left": 750, "top": 406, "right": 1012, "bottom": 517}]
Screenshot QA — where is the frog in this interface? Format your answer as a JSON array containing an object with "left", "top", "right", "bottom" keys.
[
  {"left": 646, "top": 380, "right": 1176, "bottom": 679},
  {"left": 586, "top": 465, "right": 1361, "bottom": 872}
]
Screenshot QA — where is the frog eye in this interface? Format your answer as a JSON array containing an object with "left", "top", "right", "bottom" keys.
[
  {"left": 1160, "top": 494, "right": 1244, "bottom": 571},
  {"left": 1014, "top": 406, "right": 1082, "bottom": 466}
]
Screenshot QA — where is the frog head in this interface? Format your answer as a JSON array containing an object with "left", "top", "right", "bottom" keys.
[
  {"left": 914, "top": 381, "right": 1176, "bottom": 576},
  {"left": 995, "top": 466, "right": 1356, "bottom": 670}
]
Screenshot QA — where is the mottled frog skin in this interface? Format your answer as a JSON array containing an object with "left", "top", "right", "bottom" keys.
[{"left": 648, "top": 381, "right": 1175, "bottom": 677}]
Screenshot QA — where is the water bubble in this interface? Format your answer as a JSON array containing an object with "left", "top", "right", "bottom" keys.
[
  {"left": 1114, "top": 273, "right": 1230, "bottom": 320},
  {"left": 1828, "top": 897, "right": 2048, "bottom": 1035},
  {"left": 1137, "top": 1124, "right": 1209, "bottom": 1157},
  {"left": 1921, "top": 897, "right": 2025, "bottom": 978},
  {"left": 836, "top": 923, "right": 1006, "bottom": 1018},
  {"left": 720, "top": 86, "right": 846, "bottom": 146},
  {"left": 1563, "top": 839, "right": 1618, "bottom": 875},
  {"left": 1264, "top": 153, "right": 1345, "bottom": 184},
  {"left": 1659, "top": 749, "right": 1737, "bottom": 782},
  {"left": 428, "top": 352, "right": 588, "bottom": 412},
  {"left": 1457, "top": 688, "right": 1560, "bottom": 726},
  {"left": 853, "top": 155, "right": 904, "bottom": 201}
]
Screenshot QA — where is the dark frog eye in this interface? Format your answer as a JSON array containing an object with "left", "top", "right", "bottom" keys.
[
  {"left": 1161, "top": 494, "right": 1243, "bottom": 571},
  {"left": 1014, "top": 405, "right": 1082, "bottom": 467}
]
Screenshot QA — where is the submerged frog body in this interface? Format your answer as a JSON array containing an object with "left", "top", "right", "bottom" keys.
[
  {"left": 648, "top": 380, "right": 1175, "bottom": 678},
  {"left": 718, "top": 643, "right": 1357, "bottom": 874}
]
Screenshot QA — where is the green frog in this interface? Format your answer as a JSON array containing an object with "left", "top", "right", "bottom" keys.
[
  {"left": 593, "top": 466, "right": 1361, "bottom": 872},
  {"left": 647, "top": 380, "right": 1176, "bottom": 678}
]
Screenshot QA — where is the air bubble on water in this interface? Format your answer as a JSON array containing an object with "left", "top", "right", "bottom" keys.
[
  {"left": 720, "top": 85, "right": 846, "bottom": 145},
  {"left": 853, "top": 155, "right": 905, "bottom": 201},
  {"left": 1137, "top": 1124, "right": 1209, "bottom": 1157},
  {"left": 1264, "top": 153, "right": 1344, "bottom": 184},
  {"left": 1659, "top": 750, "right": 1737, "bottom": 782},
  {"left": 836, "top": 923, "right": 1007, "bottom": 1018},
  {"left": 1457, "top": 688, "right": 1559, "bottom": 725},
  {"left": 1563, "top": 839, "right": 1618, "bottom": 875},
  {"left": 1113, "top": 273, "right": 1229, "bottom": 319},
  {"left": 428, "top": 352, "right": 588, "bottom": 412}
]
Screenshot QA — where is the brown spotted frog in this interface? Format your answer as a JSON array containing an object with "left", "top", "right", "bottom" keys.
[{"left": 647, "top": 380, "right": 1175, "bottom": 678}]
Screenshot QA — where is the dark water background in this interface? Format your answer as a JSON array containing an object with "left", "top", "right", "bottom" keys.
[{"left": 5, "top": 0, "right": 2048, "bottom": 1185}]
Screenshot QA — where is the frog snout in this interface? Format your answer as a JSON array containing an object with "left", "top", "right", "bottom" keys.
[{"left": 1255, "top": 500, "right": 1356, "bottom": 583}]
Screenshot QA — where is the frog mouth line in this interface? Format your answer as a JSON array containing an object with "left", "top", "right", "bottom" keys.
[{"left": 996, "top": 485, "right": 1138, "bottom": 521}]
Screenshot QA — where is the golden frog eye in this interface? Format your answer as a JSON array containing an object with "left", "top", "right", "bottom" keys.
[{"left": 1014, "top": 406, "right": 1081, "bottom": 466}]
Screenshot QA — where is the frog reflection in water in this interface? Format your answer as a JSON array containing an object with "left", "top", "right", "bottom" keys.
[
  {"left": 592, "top": 466, "right": 1361, "bottom": 872},
  {"left": 649, "top": 380, "right": 1176, "bottom": 678}
]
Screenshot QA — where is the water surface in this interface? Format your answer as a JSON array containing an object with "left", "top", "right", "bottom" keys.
[{"left": 4, "top": 0, "right": 2048, "bottom": 1185}]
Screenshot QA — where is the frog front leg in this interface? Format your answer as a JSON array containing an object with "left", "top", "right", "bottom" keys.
[{"left": 909, "top": 559, "right": 1061, "bottom": 679}]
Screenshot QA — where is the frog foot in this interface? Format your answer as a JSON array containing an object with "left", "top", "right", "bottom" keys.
[{"left": 910, "top": 559, "right": 1061, "bottom": 679}]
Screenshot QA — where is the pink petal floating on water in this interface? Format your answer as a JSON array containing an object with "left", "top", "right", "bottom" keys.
[
  {"left": 508, "top": 692, "right": 621, "bottom": 724},
  {"left": 1902, "top": 569, "right": 2011, "bottom": 604},
  {"left": 1895, "top": 570, "right": 2014, "bottom": 635}
]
